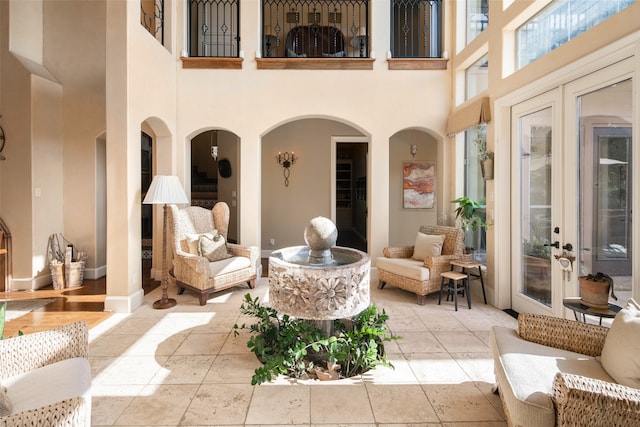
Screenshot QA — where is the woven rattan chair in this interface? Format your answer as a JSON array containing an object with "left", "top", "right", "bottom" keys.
[
  {"left": 0, "top": 321, "right": 91, "bottom": 426},
  {"left": 168, "top": 202, "right": 260, "bottom": 305},
  {"left": 492, "top": 313, "right": 640, "bottom": 426},
  {"left": 376, "top": 225, "right": 464, "bottom": 305}
]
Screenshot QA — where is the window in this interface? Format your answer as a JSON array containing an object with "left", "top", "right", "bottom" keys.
[
  {"left": 516, "top": 0, "right": 633, "bottom": 69},
  {"left": 465, "top": 125, "right": 487, "bottom": 261},
  {"left": 141, "top": 0, "right": 165, "bottom": 45},
  {"left": 466, "top": 0, "right": 488, "bottom": 44},
  {"left": 465, "top": 54, "right": 488, "bottom": 100},
  {"left": 391, "top": 0, "right": 442, "bottom": 58},
  {"left": 189, "top": 0, "right": 240, "bottom": 57}
]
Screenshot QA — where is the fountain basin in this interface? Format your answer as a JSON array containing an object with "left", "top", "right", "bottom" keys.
[{"left": 269, "top": 246, "right": 370, "bottom": 320}]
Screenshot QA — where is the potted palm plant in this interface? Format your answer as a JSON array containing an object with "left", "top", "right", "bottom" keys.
[{"left": 451, "top": 196, "right": 489, "bottom": 258}]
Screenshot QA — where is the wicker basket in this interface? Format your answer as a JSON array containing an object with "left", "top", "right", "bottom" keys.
[{"left": 50, "top": 259, "right": 86, "bottom": 289}]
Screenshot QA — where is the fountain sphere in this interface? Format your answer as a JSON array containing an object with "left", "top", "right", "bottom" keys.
[{"left": 304, "top": 216, "right": 338, "bottom": 265}]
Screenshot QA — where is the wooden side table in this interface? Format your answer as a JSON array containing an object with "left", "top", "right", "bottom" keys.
[
  {"left": 562, "top": 297, "right": 621, "bottom": 325},
  {"left": 449, "top": 259, "right": 487, "bottom": 304}
]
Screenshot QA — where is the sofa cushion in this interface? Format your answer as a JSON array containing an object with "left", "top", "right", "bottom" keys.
[
  {"left": 376, "top": 257, "right": 430, "bottom": 282},
  {"left": 412, "top": 233, "right": 445, "bottom": 261},
  {"left": 491, "top": 326, "right": 613, "bottom": 427},
  {"left": 3, "top": 357, "right": 91, "bottom": 416},
  {"left": 600, "top": 298, "right": 640, "bottom": 388}
]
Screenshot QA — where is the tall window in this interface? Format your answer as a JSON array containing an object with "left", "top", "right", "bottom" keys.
[
  {"left": 466, "top": 0, "right": 488, "bottom": 44},
  {"left": 516, "top": 0, "right": 633, "bottom": 69},
  {"left": 391, "top": 0, "right": 442, "bottom": 58},
  {"left": 465, "top": 54, "right": 488, "bottom": 100},
  {"left": 465, "top": 125, "right": 487, "bottom": 261},
  {"left": 189, "top": 0, "right": 240, "bottom": 57}
]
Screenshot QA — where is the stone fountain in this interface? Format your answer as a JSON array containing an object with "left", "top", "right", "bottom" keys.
[{"left": 268, "top": 217, "right": 370, "bottom": 325}]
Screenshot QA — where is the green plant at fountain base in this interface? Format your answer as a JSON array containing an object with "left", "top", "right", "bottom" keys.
[{"left": 233, "top": 293, "right": 399, "bottom": 385}]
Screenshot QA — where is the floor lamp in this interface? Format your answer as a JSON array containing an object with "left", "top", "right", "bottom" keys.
[{"left": 143, "top": 175, "right": 189, "bottom": 309}]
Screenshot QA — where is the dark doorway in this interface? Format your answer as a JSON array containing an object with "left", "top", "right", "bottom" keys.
[{"left": 335, "top": 142, "right": 367, "bottom": 252}]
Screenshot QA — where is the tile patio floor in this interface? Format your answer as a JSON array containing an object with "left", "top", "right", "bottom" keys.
[{"left": 89, "top": 276, "right": 517, "bottom": 426}]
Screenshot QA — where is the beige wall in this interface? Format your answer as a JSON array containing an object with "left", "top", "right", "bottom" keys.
[{"left": 388, "top": 129, "right": 440, "bottom": 246}]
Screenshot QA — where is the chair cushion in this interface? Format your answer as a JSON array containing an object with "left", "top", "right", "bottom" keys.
[
  {"left": 600, "top": 298, "right": 640, "bottom": 388},
  {"left": 376, "top": 257, "right": 430, "bottom": 281},
  {"left": 412, "top": 232, "right": 445, "bottom": 261},
  {"left": 208, "top": 255, "right": 252, "bottom": 277},
  {"left": 491, "top": 326, "right": 613, "bottom": 427},
  {"left": 3, "top": 357, "right": 91, "bottom": 416}
]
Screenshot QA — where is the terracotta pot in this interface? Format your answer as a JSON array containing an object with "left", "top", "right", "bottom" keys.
[{"left": 579, "top": 276, "right": 611, "bottom": 309}]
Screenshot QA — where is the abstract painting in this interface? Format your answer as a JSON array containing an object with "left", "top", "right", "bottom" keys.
[{"left": 403, "top": 162, "right": 436, "bottom": 209}]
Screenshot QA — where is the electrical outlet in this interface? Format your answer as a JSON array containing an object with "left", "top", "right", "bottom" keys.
[{"left": 269, "top": 238, "right": 275, "bottom": 246}]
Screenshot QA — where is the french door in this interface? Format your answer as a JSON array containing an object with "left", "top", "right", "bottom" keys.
[{"left": 511, "top": 62, "right": 634, "bottom": 316}]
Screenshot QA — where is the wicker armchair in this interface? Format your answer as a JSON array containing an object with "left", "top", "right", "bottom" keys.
[
  {"left": 376, "top": 225, "right": 464, "bottom": 305},
  {"left": 492, "top": 313, "right": 640, "bottom": 427},
  {"left": 168, "top": 202, "right": 260, "bottom": 305},
  {"left": 0, "top": 321, "right": 91, "bottom": 426}
]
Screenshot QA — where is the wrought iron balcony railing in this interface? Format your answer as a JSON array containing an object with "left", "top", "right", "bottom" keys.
[
  {"left": 141, "top": 0, "right": 165, "bottom": 45},
  {"left": 189, "top": 0, "right": 240, "bottom": 57},
  {"left": 391, "top": 0, "right": 442, "bottom": 58},
  {"left": 262, "top": 0, "right": 369, "bottom": 58}
]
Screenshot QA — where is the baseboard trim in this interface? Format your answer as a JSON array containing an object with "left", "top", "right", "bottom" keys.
[
  {"left": 84, "top": 265, "right": 106, "bottom": 280},
  {"left": 104, "top": 288, "right": 145, "bottom": 313}
]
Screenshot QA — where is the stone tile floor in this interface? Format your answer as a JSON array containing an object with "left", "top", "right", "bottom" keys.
[{"left": 90, "top": 277, "right": 518, "bottom": 426}]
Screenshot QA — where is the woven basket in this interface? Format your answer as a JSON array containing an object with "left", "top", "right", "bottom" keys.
[{"left": 50, "top": 259, "right": 86, "bottom": 289}]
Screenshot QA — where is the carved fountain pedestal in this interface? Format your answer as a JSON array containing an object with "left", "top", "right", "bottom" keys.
[{"left": 268, "top": 217, "right": 370, "bottom": 334}]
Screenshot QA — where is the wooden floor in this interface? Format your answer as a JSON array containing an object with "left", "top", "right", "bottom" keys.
[{"left": 1, "top": 260, "right": 159, "bottom": 337}]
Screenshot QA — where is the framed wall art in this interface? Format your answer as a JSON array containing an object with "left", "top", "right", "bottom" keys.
[{"left": 403, "top": 161, "right": 436, "bottom": 209}]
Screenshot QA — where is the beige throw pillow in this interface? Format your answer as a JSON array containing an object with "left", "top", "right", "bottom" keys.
[
  {"left": 412, "top": 232, "right": 445, "bottom": 261},
  {"left": 198, "top": 232, "right": 232, "bottom": 262},
  {"left": 600, "top": 298, "right": 640, "bottom": 388}
]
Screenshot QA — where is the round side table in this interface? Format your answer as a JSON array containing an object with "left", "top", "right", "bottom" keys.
[{"left": 562, "top": 297, "right": 621, "bottom": 325}]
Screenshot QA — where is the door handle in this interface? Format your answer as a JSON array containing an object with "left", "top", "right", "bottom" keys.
[
  {"left": 544, "top": 241, "right": 560, "bottom": 249},
  {"left": 562, "top": 243, "right": 573, "bottom": 251}
]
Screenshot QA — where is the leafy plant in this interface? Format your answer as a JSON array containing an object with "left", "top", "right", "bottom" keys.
[
  {"left": 451, "top": 196, "right": 489, "bottom": 232},
  {"left": 0, "top": 301, "right": 23, "bottom": 340},
  {"left": 233, "top": 293, "right": 399, "bottom": 385},
  {"left": 522, "top": 236, "right": 552, "bottom": 259},
  {"left": 473, "top": 125, "right": 489, "bottom": 162}
]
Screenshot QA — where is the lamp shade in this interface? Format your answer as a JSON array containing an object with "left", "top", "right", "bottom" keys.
[{"left": 143, "top": 175, "right": 189, "bottom": 205}]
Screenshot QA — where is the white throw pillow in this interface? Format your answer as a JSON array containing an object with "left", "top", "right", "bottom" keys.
[
  {"left": 600, "top": 298, "right": 640, "bottom": 389},
  {"left": 411, "top": 232, "right": 445, "bottom": 261}
]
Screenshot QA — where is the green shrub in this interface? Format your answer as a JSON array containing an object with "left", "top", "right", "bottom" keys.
[{"left": 233, "top": 293, "right": 399, "bottom": 385}]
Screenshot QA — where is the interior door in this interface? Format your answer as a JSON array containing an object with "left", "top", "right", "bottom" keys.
[{"left": 511, "top": 90, "right": 564, "bottom": 316}]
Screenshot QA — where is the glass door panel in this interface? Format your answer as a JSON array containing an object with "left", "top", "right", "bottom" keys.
[
  {"left": 578, "top": 79, "right": 633, "bottom": 306},
  {"left": 519, "top": 108, "right": 553, "bottom": 307}
]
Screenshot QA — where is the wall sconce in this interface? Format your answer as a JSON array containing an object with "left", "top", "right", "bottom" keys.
[
  {"left": 276, "top": 151, "right": 297, "bottom": 187},
  {"left": 210, "top": 131, "right": 218, "bottom": 161},
  {"left": 410, "top": 144, "right": 417, "bottom": 158}
]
